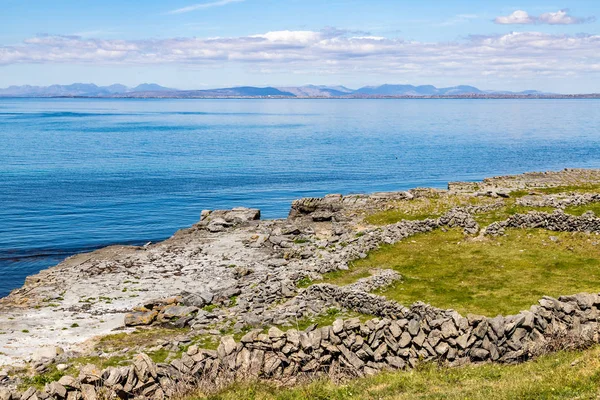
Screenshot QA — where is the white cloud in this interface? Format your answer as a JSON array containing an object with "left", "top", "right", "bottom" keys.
[
  {"left": 494, "top": 10, "right": 535, "bottom": 25},
  {"left": 168, "top": 0, "right": 245, "bottom": 15},
  {"left": 494, "top": 9, "right": 594, "bottom": 25},
  {"left": 2, "top": 30, "right": 600, "bottom": 81},
  {"left": 538, "top": 9, "right": 593, "bottom": 25},
  {"left": 251, "top": 31, "right": 321, "bottom": 44}
]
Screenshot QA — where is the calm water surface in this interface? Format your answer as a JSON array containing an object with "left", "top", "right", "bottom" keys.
[{"left": 1, "top": 98, "right": 600, "bottom": 297}]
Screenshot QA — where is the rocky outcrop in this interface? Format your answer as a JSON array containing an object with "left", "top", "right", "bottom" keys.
[
  {"left": 196, "top": 208, "right": 260, "bottom": 232},
  {"left": 449, "top": 168, "right": 600, "bottom": 193},
  {"left": 288, "top": 191, "right": 437, "bottom": 221}
]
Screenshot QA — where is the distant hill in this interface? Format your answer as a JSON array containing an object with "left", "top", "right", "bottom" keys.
[
  {"left": 277, "top": 85, "right": 354, "bottom": 97},
  {"left": 131, "top": 83, "right": 173, "bottom": 92},
  {"left": 0, "top": 83, "right": 557, "bottom": 98},
  {"left": 0, "top": 83, "right": 174, "bottom": 97},
  {"left": 354, "top": 84, "right": 484, "bottom": 96}
]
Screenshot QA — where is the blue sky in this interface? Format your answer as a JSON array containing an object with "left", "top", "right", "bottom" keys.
[{"left": 1, "top": 0, "right": 599, "bottom": 92}]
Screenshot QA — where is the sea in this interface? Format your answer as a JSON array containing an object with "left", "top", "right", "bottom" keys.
[{"left": 1, "top": 98, "right": 600, "bottom": 297}]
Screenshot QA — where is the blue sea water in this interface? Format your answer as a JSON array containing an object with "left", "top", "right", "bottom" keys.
[{"left": 1, "top": 98, "right": 600, "bottom": 297}]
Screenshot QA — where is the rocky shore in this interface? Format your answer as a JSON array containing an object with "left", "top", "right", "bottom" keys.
[{"left": 2, "top": 168, "right": 600, "bottom": 399}]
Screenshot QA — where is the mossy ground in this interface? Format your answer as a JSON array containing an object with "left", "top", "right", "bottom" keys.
[
  {"left": 190, "top": 345, "right": 600, "bottom": 400},
  {"left": 322, "top": 228, "right": 600, "bottom": 316}
]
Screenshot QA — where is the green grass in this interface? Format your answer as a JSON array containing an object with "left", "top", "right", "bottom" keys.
[
  {"left": 190, "top": 345, "right": 600, "bottom": 399},
  {"left": 364, "top": 195, "right": 493, "bottom": 226},
  {"left": 473, "top": 203, "right": 555, "bottom": 226},
  {"left": 296, "top": 277, "right": 313, "bottom": 288},
  {"left": 19, "top": 366, "right": 68, "bottom": 390},
  {"left": 565, "top": 202, "right": 600, "bottom": 217},
  {"left": 18, "top": 354, "right": 131, "bottom": 390},
  {"left": 511, "top": 184, "right": 600, "bottom": 197},
  {"left": 96, "top": 327, "right": 190, "bottom": 352},
  {"left": 278, "top": 308, "right": 370, "bottom": 332},
  {"left": 322, "top": 228, "right": 600, "bottom": 316}
]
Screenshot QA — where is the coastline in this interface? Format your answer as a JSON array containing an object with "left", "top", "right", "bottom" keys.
[{"left": 2, "top": 168, "right": 600, "bottom": 368}]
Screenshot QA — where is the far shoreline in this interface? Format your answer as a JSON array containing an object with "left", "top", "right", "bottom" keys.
[{"left": 2, "top": 95, "right": 600, "bottom": 100}]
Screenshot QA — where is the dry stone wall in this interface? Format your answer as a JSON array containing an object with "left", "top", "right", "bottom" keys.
[
  {"left": 516, "top": 193, "right": 600, "bottom": 209},
  {"left": 7, "top": 290, "right": 600, "bottom": 400},
  {"left": 485, "top": 210, "right": 600, "bottom": 236}
]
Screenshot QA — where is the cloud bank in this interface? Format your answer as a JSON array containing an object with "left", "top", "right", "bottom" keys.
[
  {"left": 495, "top": 9, "right": 595, "bottom": 25},
  {"left": 2, "top": 30, "right": 600, "bottom": 79}
]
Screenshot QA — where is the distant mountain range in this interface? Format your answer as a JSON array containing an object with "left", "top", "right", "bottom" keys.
[{"left": 0, "top": 83, "right": 560, "bottom": 98}]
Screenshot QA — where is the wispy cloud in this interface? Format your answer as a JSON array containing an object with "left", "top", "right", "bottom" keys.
[
  {"left": 438, "top": 14, "right": 479, "bottom": 27},
  {"left": 168, "top": 0, "right": 245, "bottom": 15},
  {"left": 538, "top": 9, "right": 595, "bottom": 25},
  {"left": 495, "top": 9, "right": 595, "bottom": 25},
  {"left": 2, "top": 29, "right": 600, "bottom": 81}
]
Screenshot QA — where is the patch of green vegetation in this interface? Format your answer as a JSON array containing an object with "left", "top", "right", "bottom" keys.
[
  {"left": 21, "top": 329, "right": 29, "bottom": 333},
  {"left": 473, "top": 203, "right": 555, "bottom": 226},
  {"left": 147, "top": 348, "right": 172, "bottom": 363},
  {"left": 19, "top": 366, "right": 66, "bottom": 390},
  {"left": 190, "top": 345, "right": 600, "bottom": 399},
  {"left": 319, "top": 268, "right": 371, "bottom": 287},
  {"left": 323, "top": 228, "right": 600, "bottom": 316},
  {"left": 293, "top": 238, "right": 309, "bottom": 244},
  {"left": 202, "top": 304, "right": 218, "bottom": 312},
  {"left": 565, "top": 202, "right": 600, "bottom": 217},
  {"left": 74, "top": 354, "right": 130, "bottom": 369},
  {"left": 228, "top": 295, "right": 238, "bottom": 307},
  {"left": 511, "top": 184, "right": 600, "bottom": 197},
  {"left": 296, "top": 277, "right": 313, "bottom": 288},
  {"left": 192, "top": 335, "right": 220, "bottom": 351},
  {"left": 365, "top": 195, "right": 491, "bottom": 226},
  {"left": 19, "top": 353, "right": 132, "bottom": 391},
  {"left": 96, "top": 327, "right": 189, "bottom": 352},
  {"left": 70, "top": 323, "right": 79, "bottom": 328},
  {"left": 278, "top": 308, "right": 370, "bottom": 332}
]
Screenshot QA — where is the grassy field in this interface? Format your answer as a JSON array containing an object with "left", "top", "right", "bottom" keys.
[
  {"left": 472, "top": 203, "right": 555, "bottom": 226},
  {"left": 192, "top": 345, "right": 600, "bottom": 400},
  {"left": 363, "top": 195, "right": 495, "bottom": 225},
  {"left": 565, "top": 202, "right": 600, "bottom": 217},
  {"left": 510, "top": 184, "right": 600, "bottom": 197},
  {"left": 365, "top": 185, "right": 600, "bottom": 227},
  {"left": 322, "top": 228, "right": 600, "bottom": 316}
]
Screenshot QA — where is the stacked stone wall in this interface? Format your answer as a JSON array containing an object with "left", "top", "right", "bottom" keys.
[{"left": 7, "top": 289, "right": 600, "bottom": 400}]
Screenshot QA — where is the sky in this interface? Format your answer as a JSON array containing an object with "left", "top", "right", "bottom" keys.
[{"left": 1, "top": 0, "right": 600, "bottom": 93}]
